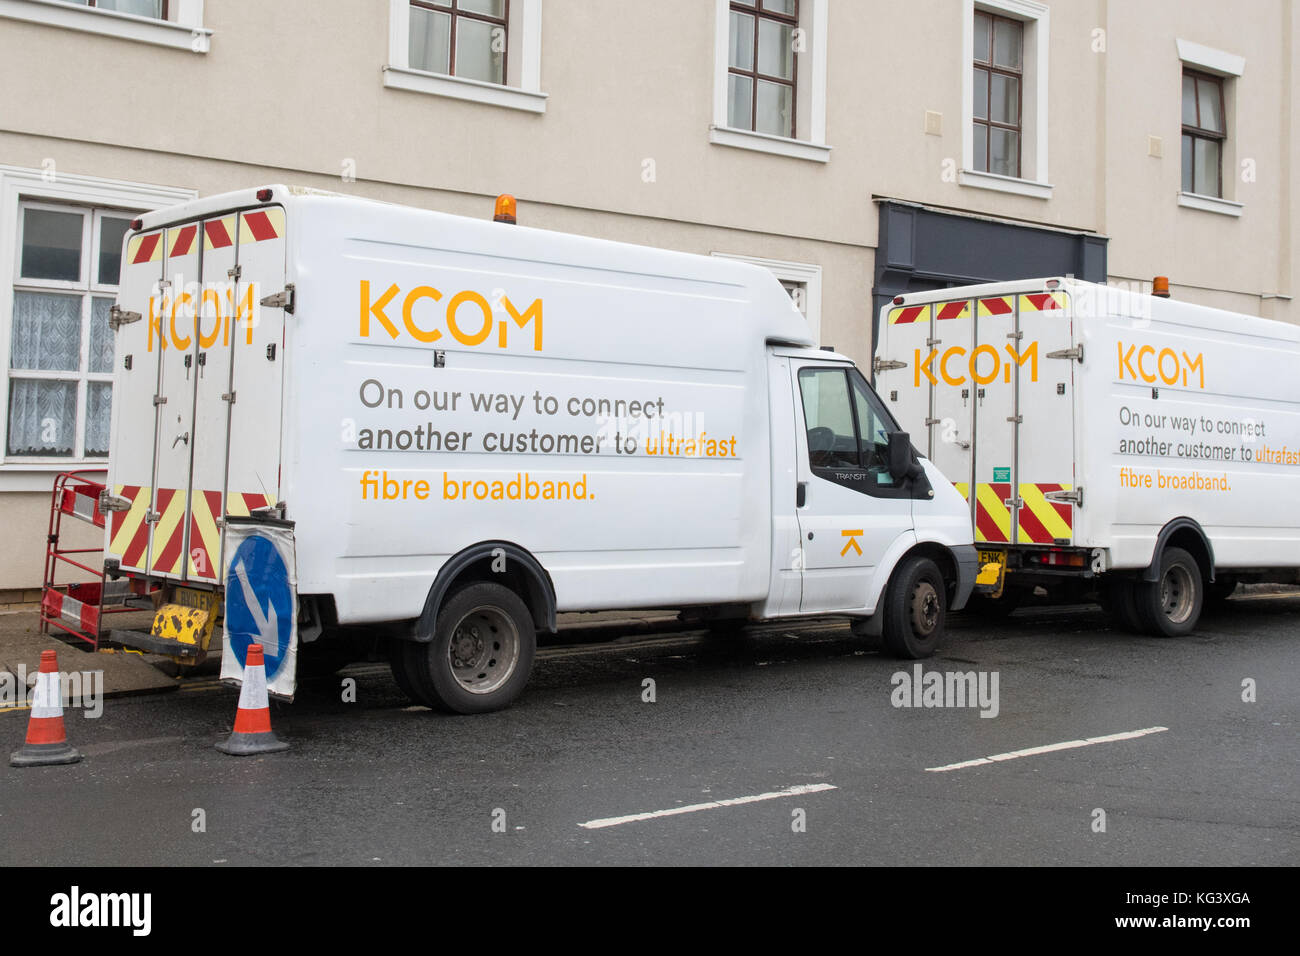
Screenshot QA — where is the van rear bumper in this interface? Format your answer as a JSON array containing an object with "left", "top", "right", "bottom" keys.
[{"left": 950, "top": 544, "right": 978, "bottom": 611}]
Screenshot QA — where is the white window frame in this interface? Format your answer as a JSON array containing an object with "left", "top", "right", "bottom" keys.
[
  {"left": 712, "top": 251, "right": 822, "bottom": 344},
  {"left": 709, "top": 0, "right": 832, "bottom": 163},
  {"left": 960, "top": 0, "right": 1052, "bottom": 199},
  {"left": 0, "top": 166, "right": 195, "bottom": 490},
  {"left": 1176, "top": 38, "right": 1245, "bottom": 218},
  {"left": 383, "top": 0, "right": 547, "bottom": 114},
  {"left": 0, "top": 0, "right": 211, "bottom": 53}
]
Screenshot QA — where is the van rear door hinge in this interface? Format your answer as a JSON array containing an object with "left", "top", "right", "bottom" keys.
[
  {"left": 152, "top": 394, "right": 167, "bottom": 406},
  {"left": 108, "top": 305, "right": 142, "bottom": 330},
  {"left": 221, "top": 391, "right": 236, "bottom": 403},
  {"left": 1045, "top": 487, "right": 1084, "bottom": 507},
  {"left": 872, "top": 357, "right": 907, "bottom": 373},
  {"left": 98, "top": 490, "right": 131, "bottom": 513},
  {"left": 1047, "top": 344, "right": 1085, "bottom": 362},
  {"left": 260, "top": 283, "right": 295, "bottom": 314}
]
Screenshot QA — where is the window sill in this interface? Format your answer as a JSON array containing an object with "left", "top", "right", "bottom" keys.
[
  {"left": 709, "top": 126, "right": 832, "bottom": 163},
  {"left": 382, "top": 65, "right": 547, "bottom": 114},
  {"left": 1178, "top": 192, "right": 1243, "bottom": 217},
  {"left": 0, "top": 462, "right": 106, "bottom": 493},
  {"left": 0, "top": 0, "right": 211, "bottom": 52},
  {"left": 959, "top": 168, "right": 1053, "bottom": 199}
]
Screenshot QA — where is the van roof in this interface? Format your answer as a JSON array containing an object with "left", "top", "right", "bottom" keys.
[{"left": 135, "top": 185, "right": 816, "bottom": 349}]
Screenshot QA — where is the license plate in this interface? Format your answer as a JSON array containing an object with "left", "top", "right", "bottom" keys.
[{"left": 976, "top": 549, "right": 1007, "bottom": 596}]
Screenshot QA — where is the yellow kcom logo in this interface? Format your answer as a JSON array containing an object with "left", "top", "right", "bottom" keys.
[
  {"left": 915, "top": 342, "right": 1038, "bottom": 387},
  {"left": 148, "top": 284, "right": 259, "bottom": 352},
  {"left": 360, "top": 281, "right": 542, "bottom": 351},
  {"left": 1118, "top": 342, "right": 1205, "bottom": 389}
]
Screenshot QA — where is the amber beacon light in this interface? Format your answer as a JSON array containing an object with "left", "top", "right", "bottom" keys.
[
  {"left": 493, "top": 194, "right": 517, "bottom": 224},
  {"left": 1152, "top": 275, "right": 1171, "bottom": 298}
]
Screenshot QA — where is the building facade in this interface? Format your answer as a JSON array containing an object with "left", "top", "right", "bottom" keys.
[{"left": 0, "top": 0, "right": 1296, "bottom": 594}]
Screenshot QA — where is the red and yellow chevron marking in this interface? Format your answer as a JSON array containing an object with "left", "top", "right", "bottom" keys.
[
  {"left": 109, "top": 484, "right": 152, "bottom": 570},
  {"left": 889, "top": 305, "right": 928, "bottom": 325},
  {"left": 226, "top": 490, "right": 276, "bottom": 518},
  {"left": 187, "top": 488, "right": 224, "bottom": 581},
  {"left": 203, "top": 215, "right": 237, "bottom": 251},
  {"left": 167, "top": 223, "right": 199, "bottom": 259},
  {"left": 149, "top": 487, "right": 190, "bottom": 576},
  {"left": 977, "top": 295, "right": 1014, "bottom": 318},
  {"left": 955, "top": 481, "right": 1073, "bottom": 544},
  {"left": 239, "top": 207, "right": 284, "bottom": 244},
  {"left": 935, "top": 299, "right": 971, "bottom": 321},
  {"left": 1019, "top": 292, "right": 1067, "bottom": 313},
  {"left": 127, "top": 232, "right": 163, "bottom": 265},
  {"left": 1018, "top": 482, "right": 1073, "bottom": 543}
]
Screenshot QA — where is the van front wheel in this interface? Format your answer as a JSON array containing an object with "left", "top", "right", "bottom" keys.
[
  {"left": 400, "top": 582, "right": 536, "bottom": 714},
  {"left": 881, "top": 556, "right": 947, "bottom": 659}
]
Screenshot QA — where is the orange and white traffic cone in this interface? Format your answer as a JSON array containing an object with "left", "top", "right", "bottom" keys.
[
  {"left": 216, "top": 644, "right": 289, "bottom": 755},
  {"left": 10, "top": 649, "right": 82, "bottom": 767}
]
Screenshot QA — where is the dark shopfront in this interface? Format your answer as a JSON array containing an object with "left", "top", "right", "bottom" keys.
[{"left": 872, "top": 199, "right": 1109, "bottom": 349}]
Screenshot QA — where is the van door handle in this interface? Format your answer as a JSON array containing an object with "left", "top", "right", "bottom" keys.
[{"left": 796, "top": 482, "right": 807, "bottom": 508}]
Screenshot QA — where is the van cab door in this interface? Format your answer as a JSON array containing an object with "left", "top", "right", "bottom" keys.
[{"left": 792, "top": 361, "right": 915, "bottom": 613}]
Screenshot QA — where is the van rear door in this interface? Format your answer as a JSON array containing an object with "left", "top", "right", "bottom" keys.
[
  {"left": 105, "top": 228, "right": 165, "bottom": 575},
  {"left": 186, "top": 207, "right": 287, "bottom": 583},
  {"left": 106, "top": 205, "right": 287, "bottom": 584}
]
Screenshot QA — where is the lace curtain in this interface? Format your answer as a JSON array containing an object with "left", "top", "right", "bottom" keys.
[{"left": 7, "top": 291, "right": 113, "bottom": 457}]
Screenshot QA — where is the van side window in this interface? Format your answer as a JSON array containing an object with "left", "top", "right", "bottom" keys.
[
  {"left": 798, "top": 368, "right": 861, "bottom": 469},
  {"left": 798, "top": 366, "right": 904, "bottom": 494},
  {"left": 850, "top": 369, "right": 897, "bottom": 485}
]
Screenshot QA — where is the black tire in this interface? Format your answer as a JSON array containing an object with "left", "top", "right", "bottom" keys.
[
  {"left": 389, "top": 640, "right": 431, "bottom": 704},
  {"left": 881, "top": 556, "right": 947, "bottom": 659},
  {"left": 400, "top": 582, "right": 536, "bottom": 714},
  {"left": 1134, "top": 547, "right": 1203, "bottom": 637},
  {"left": 1101, "top": 577, "right": 1147, "bottom": 633}
]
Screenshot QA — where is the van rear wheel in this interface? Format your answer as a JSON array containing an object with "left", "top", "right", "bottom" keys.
[
  {"left": 1135, "top": 547, "right": 1203, "bottom": 637},
  {"left": 881, "top": 556, "right": 946, "bottom": 659},
  {"left": 397, "top": 582, "right": 536, "bottom": 713}
]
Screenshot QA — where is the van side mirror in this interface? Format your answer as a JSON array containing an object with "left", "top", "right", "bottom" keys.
[{"left": 888, "top": 431, "right": 923, "bottom": 481}]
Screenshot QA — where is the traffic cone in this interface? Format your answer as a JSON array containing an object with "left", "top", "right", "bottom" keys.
[
  {"left": 10, "top": 649, "right": 82, "bottom": 767},
  {"left": 216, "top": 644, "right": 289, "bottom": 755}
]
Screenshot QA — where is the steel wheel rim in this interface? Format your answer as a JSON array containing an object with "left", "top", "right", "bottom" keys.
[
  {"left": 448, "top": 605, "right": 520, "bottom": 695},
  {"left": 910, "top": 581, "right": 941, "bottom": 635},
  {"left": 1159, "top": 564, "right": 1195, "bottom": 625}
]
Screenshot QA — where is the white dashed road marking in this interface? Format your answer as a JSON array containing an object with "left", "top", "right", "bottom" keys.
[
  {"left": 925, "top": 726, "right": 1170, "bottom": 772},
  {"left": 579, "top": 783, "right": 838, "bottom": 829}
]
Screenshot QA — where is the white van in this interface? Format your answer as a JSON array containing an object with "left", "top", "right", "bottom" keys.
[
  {"left": 101, "top": 185, "right": 976, "bottom": 711},
  {"left": 875, "top": 276, "right": 1300, "bottom": 636}
]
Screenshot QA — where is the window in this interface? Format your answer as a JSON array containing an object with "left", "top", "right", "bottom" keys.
[
  {"left": 972, "top": 10, "right": 1022, "bottom": 179},
  {"left": 384, "top": 0, "right": 545, "bottom": 112},
  {"left": 7, "top": 203, "right": 131, "bottom": 459},
  {"left": 75, "top": 0, "right": 166, "bottom": 17},
  {"left": 799, "top": 367, "right": 901, "bottom": 492},
  {"left": 960, "top": 0, "right": 1050, "bottom": 198},
  {"left": 1181, "top": 70, "right": 1225, "bottom": 198},
  {"left": 409, "top": 0, "right": 507, "bottom": 85},
  {"left": 727, "top": 0, "right": 797, "bottom": 138},
  {"left": 0, "top": 165, "right": 193, "bottom": 477},
  {"left": 0, "top": 0, "right": 211, "bottom": 52},
  {"left": 710, "top": 0, "right": 830, "bottom": 162},
  {"left": 1174, "top": 39, "right": 1244, "bottom": 216},
  {"left": 711, "top": 252, "right": 822, "bottom": 343}
]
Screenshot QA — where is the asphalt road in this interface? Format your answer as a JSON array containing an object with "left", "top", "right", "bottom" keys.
[{"left": 2, "top": 593, "right": 1296, "bottom": 867}]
